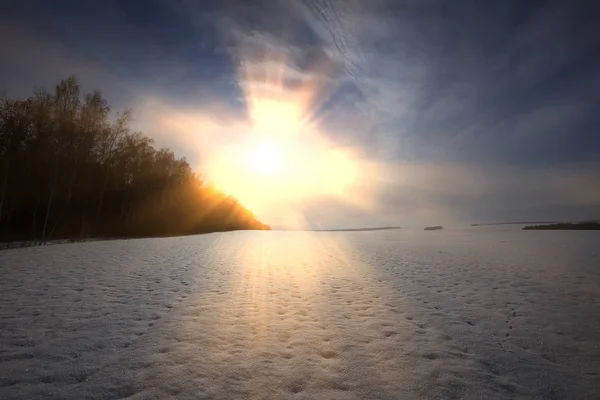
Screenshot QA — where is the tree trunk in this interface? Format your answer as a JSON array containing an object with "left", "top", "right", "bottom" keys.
[
  {"left": 67, "top": 156, "right": 78, "bottom": 205},
  {"left": 79, "top": 206, "right": 86, "bottom": 238},
  {"left": 41, "top": 160, "right": 59, "bottom": 245},
  {"left": 31, "top": 202, "right": 38, "bottom": 243},
  {"left": 97, "top": 164, "right": 110, "bottom": 214},
  {"left": 0, "top": 158, "right": 9, "bottom": 220}
]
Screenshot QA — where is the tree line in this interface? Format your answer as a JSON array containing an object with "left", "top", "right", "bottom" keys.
[{"left": 0, "top": 76, "right": 269, "bottom": 244}]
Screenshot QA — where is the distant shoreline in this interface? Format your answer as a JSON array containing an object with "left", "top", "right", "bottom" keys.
[
  {"left": 313, "top": 227, "right": 402, "bottom": 232},
  {"left": 472, "top": 220, "right": 599, "bottom": 227},
  {"left": 523, "top": 223, "right": 600, "bottom": 230},
  {"left": 472, "top": 221, "right": 559, "bottom": 226}
]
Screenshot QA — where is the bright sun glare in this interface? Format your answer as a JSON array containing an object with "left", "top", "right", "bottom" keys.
[
  {"left": 252, "top": 141, "right": 282, "bottom": 175},
  {"left": 195, "top": 45, "right": 370, "bottom": 228}
]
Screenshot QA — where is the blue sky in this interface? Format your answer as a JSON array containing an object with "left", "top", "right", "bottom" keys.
[{"left": 1, "top": 0, "right": 599, "bottom": 228}]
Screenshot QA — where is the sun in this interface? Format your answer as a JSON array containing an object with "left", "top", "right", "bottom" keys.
[
  {"left": 251, "top": 141, "right": 283, "bottom": 175},
  {"left": 158, "top": 36, "right": 373, "bottom": 229},
  {"left": 198, "top": 43, "right": 369, "bottom": 228},
  {"left": 204, "top": 98, "right": 363, "bottom": 216}
]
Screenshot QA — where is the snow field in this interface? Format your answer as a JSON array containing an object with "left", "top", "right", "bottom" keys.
[{"left": 1, "top": 229, "right": 599, "bottom": 399}]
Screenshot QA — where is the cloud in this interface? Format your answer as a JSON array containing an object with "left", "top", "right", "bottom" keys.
[
  {"left": 1, "top": 0, "right": 598, "bottom": 227},
  {"left": 297, "top": 161, "right": 600, "bottom": 228},
  {"left": 292, "top": 0, "right": 600, "bottom": 165}
]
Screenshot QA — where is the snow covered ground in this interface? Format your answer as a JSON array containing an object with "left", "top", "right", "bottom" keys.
[{"left": 1, "top": 228, "right": 599, "bottom": 399}]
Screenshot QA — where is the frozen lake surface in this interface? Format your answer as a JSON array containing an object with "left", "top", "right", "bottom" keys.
[{"left": 1, "top": 229, "right": 599, "bottom": 399}]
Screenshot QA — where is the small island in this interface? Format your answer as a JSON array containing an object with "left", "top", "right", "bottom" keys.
[
  {"left": 523, "top": 222, "right": 600, "bottom": 230},
  {"left": 424, "top": 226, "right": 443, "bottom": 231}
]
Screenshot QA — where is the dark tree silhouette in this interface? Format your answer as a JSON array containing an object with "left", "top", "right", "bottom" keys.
[{"left": 0, "top": 77, "right": 269, "bottom": 245}]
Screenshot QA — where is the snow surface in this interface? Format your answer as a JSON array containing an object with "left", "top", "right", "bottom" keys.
[{"left": 1, "top": 229, "right": 599, "bottom": 399}]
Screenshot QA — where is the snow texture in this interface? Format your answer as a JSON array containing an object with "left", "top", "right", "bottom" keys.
[{"left": 1, "top": 229, "right": 599, "bottom": 399}]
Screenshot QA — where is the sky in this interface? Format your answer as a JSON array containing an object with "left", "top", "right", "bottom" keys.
[{"left": 1, "top": 0, "right": 599, "bottom": 229}]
